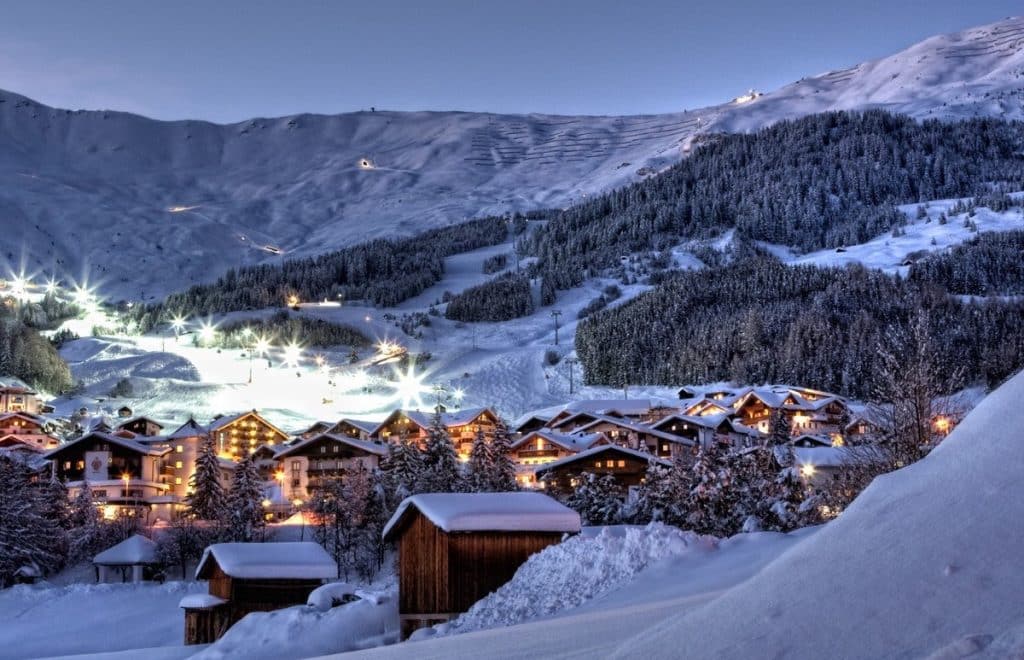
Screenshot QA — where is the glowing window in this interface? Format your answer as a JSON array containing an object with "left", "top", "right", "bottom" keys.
[
  {"left": 176, "top": 445, "right": 184, "bottom": 453},
  {"left": 175, "top": 461, "right": 183, "bottom": 469}
]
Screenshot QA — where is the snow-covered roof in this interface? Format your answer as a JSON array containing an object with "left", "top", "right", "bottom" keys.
[
  {"left": 207, "top": 410, "right": 288, "bottom": 438},
  {"left": 116, "top": 416, "right": 165, "bottom": 430},
  {"left": 562, "top": 398, "right": 678, "bottom": 416},
  {"left": 0, "top": 412, "right": 44, "bottom": 426},
  {"left": 196, "top": 542, "right": 337, "bottom": 580},
  {"left": 44, "top": 431, "right": 170, "bottom": 459},
  {"left": 570, "top": 414, "right": 695, "bottom": 445},
  {"left": 383, "top": 492, "right": 581, "bottom": 540},
  {"left": 372, "top": 407, "right": 496, "bottom": 436},
  {"left": 336, "top": 418, "right": 382, "bottom": 435},
  {"left": 168, "top": 417, "right": 207, "bottom": 439},
  {"left": 179, "top": 594, "right": 227, "bottom": 609},
  {"left": 275, "top": 433, "right": 387, "bottom": 459},
  {"left": 93, "top": 534, "right": 158, "bottom": 565},
  {"left": 534, "top": 444, "right": 671, "bottom": 476},
  {"left": 509, "top": 430, "right": 606, "bottom": 453},
  {"left": 791, "top": 446, "right": 858, "bottom": 469}
]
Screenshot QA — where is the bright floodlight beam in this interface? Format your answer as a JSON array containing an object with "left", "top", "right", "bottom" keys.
[
  {"left": 44, "top": 278, "right": 59, "bottom": 295},
  {"left": 170, "top": 316, "right": 186, "bottom": 333},
  {"left": 253, "top": 336, "right": 271, "bottom": 356},
  {"left": 283, "top": 343, "right": 303, "bottom": 367},
  {"left": 394, "top": 362, "right": 429, "bottom": 409},
  {"left": 199, "top": 321, "right": 217, "bottom": 345}
]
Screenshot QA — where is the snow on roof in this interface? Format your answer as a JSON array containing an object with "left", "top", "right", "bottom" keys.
[
  {"left": 372, "top": 407, "right": 495, "bottom": 436},
  {"left": 338, "top": 418, "right": 382, "bottom": 434},
  {"left": 275, "top": 433, "right": 387, "bottom": 459},
  {"left": 207, "top": 410, "right": 287, "bottom": 438},
  {"left": 534, "top": 444, "right": 671, "bottom": 476},
  {"left": 116, "top": 416, "right": 165, "bottom": 430},
  {"left": 179, "top": 594, "right": 227, "bottom": 609},
  {"left": 562, "top": 398, "right": 678, "bottom": 416},
  {"left": 570, "top": 414, "right": 694, "bottom": 444},
  {"left": 383, "top": 492, "right": 581, "bottom": 540},
  {"left": 168, "top": 417, "right": 207, "bottom": 439},
  {"left": 44, "top": 431, "right": 170, "bottom": 459},
  {"left": 196, "top": 542, "right": 337, "bottom": 580},
  {"left": 93, "top": 534, "right": 158, "bottom": 565},
  {"left": 509, "top": 430, "right": 605, "bottom": 453}
]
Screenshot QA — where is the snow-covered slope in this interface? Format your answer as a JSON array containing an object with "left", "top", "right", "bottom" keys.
[
  {"left": 2, "top": 17, "right": 1023, "bottom": 300},
  {"left": 333, "top": 368, "right": 1024, "bottom": 659}
]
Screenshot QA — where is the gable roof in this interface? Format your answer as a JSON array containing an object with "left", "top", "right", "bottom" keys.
[
  {"left": 116, "top": 416, "right": 165, "bottom": 431},
  {"left": 571, "top": 414, "right": 695, "bottom": 445},
  {"left": 333, "top": 418, "right": 382, "bottom": 435},
  {"left": 383, "top": 492, "right": 581, "bottom": 541},
  {"left": 0, "top": 412, "right": 45, "bottom": 426},
  {"left": 275, "top": 433, "right": 387, "bottom": 459},
  {"left": 372, "top": 407, "right": 496, "bottom": 436},
  {"left": 44, "top": 431, "right": 170, "bottom": 459},
  {"left": 168, "top": 417, "right": 207, "bottom": 439},
  {"left": 196, "top": 542, "right": 337, "bottom": 580},
  {"left": 93, "top": 534, "right": 158, "bottom": 565},
  {"left": 207, "top": 410, "right": 288, "bottom": 439},
  {"left": 534, "top": 444, "right": 671, "bottom": 477},
  {"left": 509, "top": 430, "right": 606, "bottom": 453}
]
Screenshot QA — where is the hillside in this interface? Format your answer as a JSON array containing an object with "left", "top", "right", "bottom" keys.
[{"left": 1, "top": 16, "right": 1023, "bottom": 300}]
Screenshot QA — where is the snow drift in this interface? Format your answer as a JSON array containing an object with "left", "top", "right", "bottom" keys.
[{"left": 614, "top": 368, "right": 1024, "bottom": 659}]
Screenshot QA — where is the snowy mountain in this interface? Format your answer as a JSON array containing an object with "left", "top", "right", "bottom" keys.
[{"left": 2, "top": 16, "right": 1023, "bottom": 300}]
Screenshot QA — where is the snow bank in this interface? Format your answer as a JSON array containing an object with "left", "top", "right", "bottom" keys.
[
  {"left": 429, "top": 524, "right": 714, "bottom": 637},
  {"left": 307, "top": 582, "right": 357, "bottom": 612},
  {"left": 614, "top": 369, "right": 1024, "bottom": 659},
  {"left": 196, "top": 542, "right": 337, "bottom": 580},
  {"left": 188, "top": 587, "right": 398, "bottom": 660},
  {"left": 383, "top": 492, "right": 581, "bottom": 539}
]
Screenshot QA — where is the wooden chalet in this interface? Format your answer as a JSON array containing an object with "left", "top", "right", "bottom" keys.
[
  {"left": 273, "top": 433, "right": 387, "bottom": 503},
  {"left": 116, "top": 416, "right": 165, "bottom": 437},
  {"left": 372, "top": 407, "right": 498, "bottom": 458},
  {"left": 383, "top": 493, "right": 580, "bottom": 639},
  {"left": 207, "top": 410, "right": 289, "bottom": 459},
  {"left": 0, "top": 384, "right": 43, "bottom": 415},
  {"left": 508, "top": 430, "right": 607, "bottom": 488},
  {"left": 733, "top": 388, "right": 848, "bottom": 435},
  {"left": 184, "top": 542, "right": 337, "bottom": 644},
  {"left": 0, "top": 412, "right": 59, "bottom": 451},
  {"left": 534, "top": 444, "right": 671, "bottom": 494},
  {"left": 140, "top": 417, "right": 210, "bottom": 501},
  {"left": 117, "top": 405, "right": 133, "bottom": 419},
  {"left": 328, "top": 418, "right": 380, "bottom": 441}
]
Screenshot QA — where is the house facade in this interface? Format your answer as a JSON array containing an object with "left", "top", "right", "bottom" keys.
[{"left": 273, "top": 433, "right": 387, "bottom": 504}]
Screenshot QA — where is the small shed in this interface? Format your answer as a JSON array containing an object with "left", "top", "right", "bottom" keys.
[
  {"left": 383, "top": 492, "right": 580, "bottom": 639},
  {"left": 93, "top": 534, "right": 160, "bottom": 583},
  {"left": 182, "top": 542, "right": 337, "bottom": 644}
]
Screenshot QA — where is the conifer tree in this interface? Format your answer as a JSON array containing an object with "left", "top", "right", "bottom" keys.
[
  {"left": 420, "top": 408, "right": 461, "bottom": 493},
  {"left": 567, "top": 472, "right": 623, "bottom": 526},
  {"left": 225, "top": 455, "right": 265, "bottom": 542},
  {"left": 488, "top": 419, "right": 519, "bottom": 492},
  {"left": 0, "top": 456, "right": 62, "bottom": 586},
  {"left": 187, "top": 435, "right": 227, "bottom": 521},
  {"left": 380, "top": 431, "right": 424, "bottom": 507},
  {"left": 465, "top": 427, "right": 491, "bottom": 492},
  {"left": 686, "top": 442, "right": 739, "bottom": 537}
]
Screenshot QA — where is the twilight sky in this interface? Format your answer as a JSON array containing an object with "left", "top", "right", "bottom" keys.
[{"left": 0, "top": 1, "right": 1018, "bottom": 123}]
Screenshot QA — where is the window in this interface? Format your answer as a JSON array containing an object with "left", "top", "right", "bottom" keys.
[
  {"left": 594, "top": 461, "right": 602, "bottom": 468},
  {"left": 291, "top": 460, "right": 301, "bottom": 476},
  {"left": 617, "top": 460, "right": 626, "bottom": 468},
  {"left": 63, "top": 461, "right": 71, "bottom": 470},
  {"left": 320, "top": 446, "right": 327, "bottom": 453},
  {"left": 175, "top": 477, "right": 182, "bottom": 485},
  {"left": 176, "top": 445, "right": 184, "bottom": 453},
  {"left": 175, "top": 461, "right": 183, "bottom": 469},
  {"left": 332, "top": 444, "right": 339, "bottom": 453}
]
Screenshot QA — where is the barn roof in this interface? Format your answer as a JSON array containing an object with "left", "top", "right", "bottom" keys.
[
  {"left": 93, "top": 534, "right": 158, "bottom": 566},
  {"left": 195, "top": 542, "right": 337, "bottom": 580},
  {"left": 383, "top": 492, "right": 581, "bottom": 541}
]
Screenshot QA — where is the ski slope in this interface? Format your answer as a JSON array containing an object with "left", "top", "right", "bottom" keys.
[{"left": 2, "top": 16, "right": 1023, "bottom": 300}]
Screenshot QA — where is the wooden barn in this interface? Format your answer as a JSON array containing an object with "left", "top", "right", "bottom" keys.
[
  {"left": 383, "top": 492, "right": 581, "bottom": 639},
  {"left": 182, "top": 542, "right": 337, "bottom": 644}
]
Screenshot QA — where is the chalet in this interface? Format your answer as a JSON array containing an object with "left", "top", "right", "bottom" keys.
[
  {"left": 681, "top": 398, "right": 733, "bottom": 418},
  {"left": 117, "top": 405, "right": 133, "bottom": 419},
  {"left": 677, "top": 385, "right": 701, "bottom": 400},
  {"left": 568, "top": 414, "right": 694, "bottom": 458},
  {"left": 535, "top": 444, "right": 671, "bottom": 494},
  {"left": 273, "top": 433, "right": 387, "bottom": 503},
  {"left": 544, "top": 398, "right": 680, "bottom": 428},
  {"left": 383, "top": 492, "right": 580, "bottom": 639},
  {"left": 298, "top": 420, "right": 333, "bottom": 439},
  {"left": 372, "top": 407, "right": 499, "bottom": 458},
  {"left": 46, "top": 431, "right": 175, "bottom": 522},
  {"left": 0, "top": 412, "right": 59, "bottom": 451},
  {"left": 328, "top": 418, "right": 380, "bottom": 441},
  {"left": 137, "top": 417, "right": 211, "bottom": 501},
  {"left": 792, "top": 433, "right": 838, "bottom": 448},
  {"left": 93, "top": 534, "right": 160, "bottom": 583},
  {"left": 117, "top": 416, "right": 165, "bottom": 437},
  {"left": 207, "top": 410, "right": 289, "bottom": 459},
  {"left": 0, "top": 384, "right": 44, "bottom": 414},
  {"left": 732, "top": 388, "right": 849, "bottom": 435},
  {"left": 508, "top": 430, "right": 607, "bottom": 488},
  {"left": 183, "top": 542, "right": 337, "bottom": 644},
  {"left": 510, "top": 411, "right": 553, "bottom": 435}
]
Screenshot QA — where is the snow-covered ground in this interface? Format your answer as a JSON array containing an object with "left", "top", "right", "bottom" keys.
[
  {"left": 317, "top": 367, "right": 1024, "bottom": 660},
  {"left": 3, "top": 16, "right": 1023, "bottom": 301}
]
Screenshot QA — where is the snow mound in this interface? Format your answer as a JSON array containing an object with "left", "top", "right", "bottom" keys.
[
  {"left": 307, "top": 582, "right": 357, "bottom": 612},
  {"left": 614, "top": 369, "right": 1024, "bottom": 659},
  {"left": 435, "top": 523, "right": 714, "bottom": 637},
  {"left": 189, "top": 587, "right": 398, "bottom": 660}
]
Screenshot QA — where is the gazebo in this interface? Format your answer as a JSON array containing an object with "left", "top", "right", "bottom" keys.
[{"left": 93, "top": 534, "right": 160, "bottom": 583}]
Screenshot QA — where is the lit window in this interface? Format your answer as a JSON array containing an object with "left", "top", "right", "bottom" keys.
[
  {"left": 617, "top": 460, "right": 625, "bottom": 467},
  {"left": 175, "top": 461, "right": 183, "bottom": 469},
  {"left": 594, "top": 461, "right": 602, "bottom": 468},
  {"left": 320, "top": 446, "right": 327, "bottom": 453},
  {"left": 176, "top": 445, "right": 184, "bottom": 453},
  {"left": 175, "top": 477, "right": 182, "bottom": 485}
]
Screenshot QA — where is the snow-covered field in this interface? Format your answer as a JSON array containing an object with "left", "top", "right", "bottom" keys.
[{"left": 2, "top": 17, "right": 1023, "bottom": 301}]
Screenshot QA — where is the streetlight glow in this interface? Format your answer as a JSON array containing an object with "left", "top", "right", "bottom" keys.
[
  {"left": 394, "top": 362, "right": 429, "bottom": 409},
  {"left": 283, "top": 343, "right": 303, "bottom": 367}
]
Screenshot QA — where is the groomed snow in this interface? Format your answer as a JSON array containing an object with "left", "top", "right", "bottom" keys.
[
  {"left": 93, "top": 534, "right": 159, "bottom": 565},
  {"left": 382, "top": 492, "right": 581, "bottom": 539},
  {"left": 196, "top": 542, "right": 337, "bottom": 580}
]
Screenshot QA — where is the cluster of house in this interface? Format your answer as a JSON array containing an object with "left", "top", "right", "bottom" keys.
[{"left": 0, "top": 380, "right": 917, "bottom": 525}]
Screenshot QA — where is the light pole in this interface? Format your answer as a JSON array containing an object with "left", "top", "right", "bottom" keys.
[
  {"left": 566, "top": 357, "right": 579, "bottom": 394},
  {"left": 550, "top": 310, "right": 562, "bottom": 346}
]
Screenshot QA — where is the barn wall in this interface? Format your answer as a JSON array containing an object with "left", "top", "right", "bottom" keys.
[
  {"left": 398, "top": 511, "right": 450, "bottom": 615},
  {"left": 447, "top": 531, "right": 565, "bottom": 613}
]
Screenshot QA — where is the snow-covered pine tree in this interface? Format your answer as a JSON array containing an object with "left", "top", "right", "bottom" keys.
[
  {"left": 225, "top": 455, "right": 266, "bottom": 542},
  {"left": 566, "top": 472, "right": 623, "bottom": 526},
  {"left": 354, "top": 469, "right": 389, "bottom": 579},
  {"left": 68, "top": 481, "right": 102, "bottom": 562},
  {"left": 488, "top": 418, "right": 519, "bottom": 492},
  {"left": 187, "top": 434, "right": 227, "bottom": 521},
  {"left": 465, "top": 427, "right": 490, "bottom": 492},
  {"left": 0, "top": 456, "right": 62, "bottom": 586},
  {"left": 686, "top": 442, "right": 740, "bottom": 537},
  {"left": 380, "top": 430, "right": 424, "bottom": 508},
  {"left": 419, "top": 408, "right": 462, "bottom": 493}
]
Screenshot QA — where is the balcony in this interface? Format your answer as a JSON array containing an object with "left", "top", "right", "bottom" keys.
[{"left": 516, "top": 449, "right": 561, "bottom": 459}]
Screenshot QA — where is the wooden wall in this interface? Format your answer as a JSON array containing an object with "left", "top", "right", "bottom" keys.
[{"left": 398, "top": 511, "right": 449, "bottom": 615}]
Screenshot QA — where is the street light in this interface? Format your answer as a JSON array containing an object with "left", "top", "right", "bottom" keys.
[
  {"left": 283, "top": 343, "right": 303, "bottom": 368},
  {"left": 550, "top": 310, "right": 563, "bottom": 346}
]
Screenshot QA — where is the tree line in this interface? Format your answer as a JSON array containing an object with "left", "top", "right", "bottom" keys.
[
  {"left": 909, "top": 229, "right": 1024, "bottom": 295},
  {"left": 522, "top": 111, "right": 1024, "bottom": 291},
  {"left": 575, "top": 256, "right": 1024, "bottom": 399},
  {"left": 444, "top": 273, "right": 535, "bottom": 322}
]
